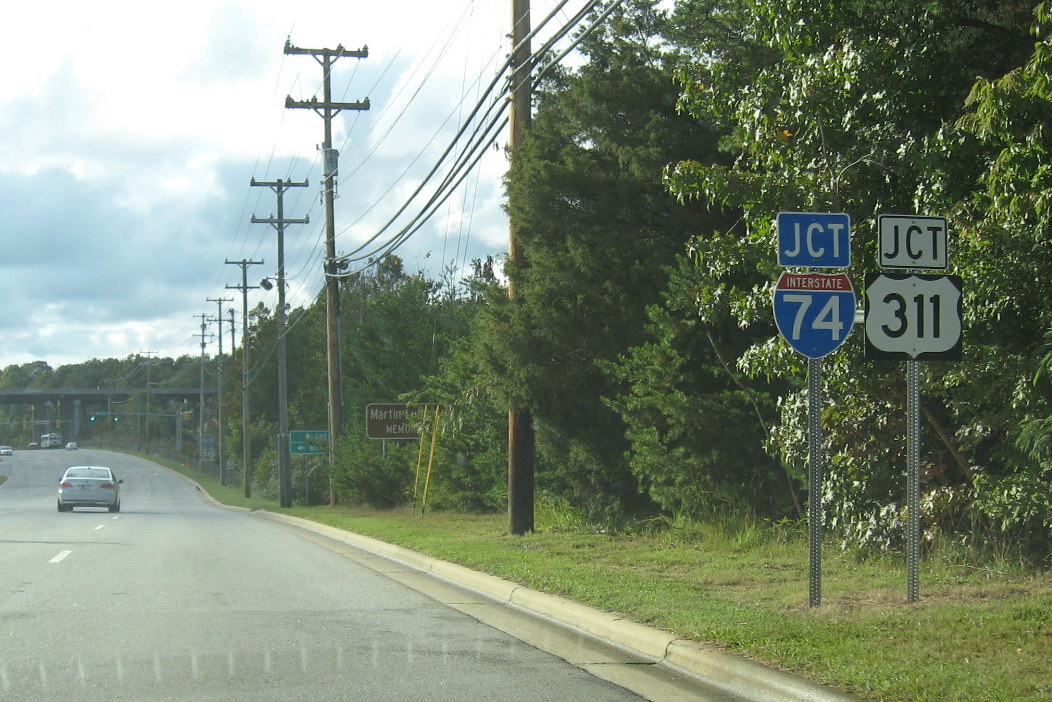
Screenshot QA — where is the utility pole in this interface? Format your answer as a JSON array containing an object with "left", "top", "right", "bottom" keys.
[
  {"left": 207, "top": 297, "right": 232, "bottom": 484},
  {"left": 226, "top": 258, "right": 263, "bottom": 498},
  {"left": 251, "top": 177, "right": 309, "bottom": 508},
  {"left": 139, "top": 350, "right": 157, "bottom": 454},
  {"left": 194, "top": 314, "right": 210, "bottom": 473},
  {"left": 507, "top": 0, "right": 536, "bottom": 534},
  {"left": 284, "top": 39, "right": 369, "bottom": 498},
  {"left": 228, "top": 308, "right": 237, "bottom": 356}
]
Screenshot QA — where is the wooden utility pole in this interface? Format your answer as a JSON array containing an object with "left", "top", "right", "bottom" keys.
[
  {"left": 228, "top": 308, "right": 237, "bottom": 357},
  {"left": 194, "top": 314, "right": 209, "bottom": 473},
  {"left": 207, "top": 297, "right": 232, "bottom": 484},
  {"left": 508, "top": 0, "right": 536, "bottom": 535},
  {"left": 251, "top": 177, "right": 309, "bottom": 508},
  {"left": 139, "top": 350, "right": 157, "bottom": 454},
  {"left": 284, "top": 40, "right": 369, "bottom": 496},
  {"left": 226, "top": 257, "right": 263, "bottom": 498}
]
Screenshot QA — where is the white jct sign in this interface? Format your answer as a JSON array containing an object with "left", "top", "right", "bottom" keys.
[
  {"left": 864, "top": 273, "right": 962, "bottom": 360},
  {"left": 878, "top": 215, "right": 948, "bottom": 270}
]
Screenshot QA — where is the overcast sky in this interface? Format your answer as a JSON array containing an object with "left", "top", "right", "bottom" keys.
[{"left": 1, "top": 0, "right": 596, "bottom": 369}]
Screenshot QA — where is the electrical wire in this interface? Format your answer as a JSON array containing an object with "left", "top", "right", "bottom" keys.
[
  {"left": 329, "top": 0, "right": 610, "bottom": 274},
  {"left": 328, "top": 0, "right": 583, "bottom": 268},
  {"left": 216, "top": 1, "right": 623, "bottom": 361}
]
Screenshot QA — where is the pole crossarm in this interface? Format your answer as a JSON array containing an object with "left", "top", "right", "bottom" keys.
[
  {"left": 284, "top": 96, "right": 370, "bottom": 118},
  {"left": 250, "top": 175, "right": 310, "bottom": 508},
  {"left": 284, "top": 37, "right": 370, "bottom": 506},
  {"left": 250, "top": 215, "right": 310, "bottom": 226},
  {"left": 250, "top": 177, "right": 310, "bottom": 191},
  {"left": 283, "top": 40, "right": 368, "bottom": 60},
  {"left": 283, "top": 40, "right": 369, "bottom": 119},
  {"left": 225, "top": 259, "right": 264, "bottom": 294},
  {"left": 225, "top": 258, "right": 264, "bottom": 499}
]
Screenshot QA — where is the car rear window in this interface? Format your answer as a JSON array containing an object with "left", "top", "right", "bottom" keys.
[{"left": 65, "top": 468, "right": 112, "bottom": 479}]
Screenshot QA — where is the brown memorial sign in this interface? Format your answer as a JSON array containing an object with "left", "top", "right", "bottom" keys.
[{"left": 366, "top": 403, "right": 423, "bottom": 440}]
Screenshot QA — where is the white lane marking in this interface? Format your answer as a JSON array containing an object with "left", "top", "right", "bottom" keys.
[
  {"left": 95, "top": 524, "right": 106, "bottom": 531},
  {"left": 49, "top": 550, "right": 72, "bottom": 564}
]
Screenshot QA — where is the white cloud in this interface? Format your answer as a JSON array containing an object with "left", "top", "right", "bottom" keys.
[{"left": 0, "top": 0, "right": 590, "bottom": 368}]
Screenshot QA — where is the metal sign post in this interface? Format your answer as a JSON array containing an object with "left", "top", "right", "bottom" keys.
[
  {"left": 906, "top": 360, "right": 921, "bottom": 602},
  {"left": 867, "top": 213, "right": 959, "bottom": 603},
  {"left": 774, "top": 212, "right": 854, "bottom": 608},
  {"left": 807, "top": 357, "right": 824, "bottom": 608}
]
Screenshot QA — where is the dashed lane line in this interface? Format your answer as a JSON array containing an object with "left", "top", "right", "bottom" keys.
[{"left": 48, "top": 550, "right": 71, "bottom": 564}]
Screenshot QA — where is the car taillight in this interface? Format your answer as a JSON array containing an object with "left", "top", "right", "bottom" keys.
[
  {"left": 60, "top": 482, "right": 73, "bottom": 488},
  {"left": 99, "top": 483, "right": 114, "bottom": 489}
]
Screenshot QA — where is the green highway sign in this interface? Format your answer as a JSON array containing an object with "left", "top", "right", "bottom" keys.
[{"left": 290, "top": 430, "right": 329, "bottom": 455}]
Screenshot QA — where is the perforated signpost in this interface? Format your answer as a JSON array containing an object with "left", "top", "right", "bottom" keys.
[
  {"left": 774, "top": 212, "right": 855, "bottom": 608},
  {"left": 867, "top": 214, "right": 960, "bottom": 603}
]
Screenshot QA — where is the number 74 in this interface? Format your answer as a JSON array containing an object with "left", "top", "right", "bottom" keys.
[{"left": 783, "top": 294, "right": 845, "bottom": 340}]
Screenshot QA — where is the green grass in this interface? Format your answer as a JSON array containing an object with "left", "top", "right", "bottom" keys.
[{"left": 153, "top": 456, "right": 1050, "bottom": 701}]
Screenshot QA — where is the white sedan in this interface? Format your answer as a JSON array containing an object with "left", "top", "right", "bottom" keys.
[{"left": 57, "top": 466, "right": 122, "bottom": 512}]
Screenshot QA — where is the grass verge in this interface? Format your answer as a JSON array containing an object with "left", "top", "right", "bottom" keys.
[{"left": 154, "top": 456, "right": 1049, "bottom": 702}]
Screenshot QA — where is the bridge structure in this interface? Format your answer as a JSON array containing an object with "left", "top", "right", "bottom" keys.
[{"left": 0, "top": 387, "right": 215, "bottom": 443}]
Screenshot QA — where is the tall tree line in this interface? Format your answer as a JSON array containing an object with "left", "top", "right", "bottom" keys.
[{"left": 4, "top": 0, "right": 1051, "bottom": 559}]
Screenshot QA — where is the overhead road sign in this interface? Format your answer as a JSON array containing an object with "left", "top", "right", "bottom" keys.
[
  {"left": 777, "top": 211, "right": 851, "bottom": 268},
  {"left": 864, "top": 273, "right": 963, "bottom": 360},
  {"left": 878, "top": 215, "right": 948, "bottom": 270},
  {"left": 773, "top": 272, "right": 857, "bottom": 358}
]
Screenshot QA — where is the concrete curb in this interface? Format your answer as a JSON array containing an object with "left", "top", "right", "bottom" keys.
[{"left": 258, "top": 511, "right": 860, "bottom": 702}]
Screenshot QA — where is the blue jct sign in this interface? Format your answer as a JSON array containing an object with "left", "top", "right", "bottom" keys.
[
  {"left": 774, "top": 272, "right": 857, "bottom": 358},
  {"left": 777, "top": 211, "right": 851, "bottom": 268}
]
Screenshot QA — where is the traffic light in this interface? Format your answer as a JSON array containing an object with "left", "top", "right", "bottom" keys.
[
  {"left": 89, "top": 414, "right": 96, "bottom": 422},
  {"left": 113, "top": 414, "right": 121, "bottom": 422}
]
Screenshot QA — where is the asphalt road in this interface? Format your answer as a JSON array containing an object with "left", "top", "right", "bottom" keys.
[
  {"left": 0, "top": 449, "right": 647, "bottom": 700},
  {"left": 0, "top": 449, "right": 726, "bottom": 701}
]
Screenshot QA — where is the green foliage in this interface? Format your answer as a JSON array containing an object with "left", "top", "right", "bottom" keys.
[
  {"left": 408, "top": 335, "right": 508, "bottom": 513},
  {"left": 663, "top": 0, "right": 1050, "bottom": 556},
  {"left": 6, "top": 0, "right": 1052, "bottom": 567},
  {"left": 481, "top": 0, "right": 732, "bottom": 520},
  {"left": 329, "top": 257, "right": 507, "bottom": 510},
  {"left": 334, "top": 434, "right": 415, "bottom": 508},
  {"left": 602, "top": 255, "right": 793, "bottom": 519},
  {"left": 0, "top": 354, "right": 201, "bottom": 448}
]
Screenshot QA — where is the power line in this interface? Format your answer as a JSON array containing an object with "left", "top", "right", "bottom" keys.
[{"left": 328, "top": 0, "right": 610, "bottom": 274}]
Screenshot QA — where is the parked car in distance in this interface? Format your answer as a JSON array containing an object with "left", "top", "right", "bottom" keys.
[
  {"left": 65, "top": 442, "right": 78, "bottom": 450},
  {"left": 26, "top": 442, "right": 39, "bottom": 450},
  {"left": 57, "top": 466, "right": 121, "bottom": 512},
  {"left": 0, "top": 446, "right": 12, "bottom": 456}
]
